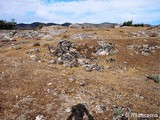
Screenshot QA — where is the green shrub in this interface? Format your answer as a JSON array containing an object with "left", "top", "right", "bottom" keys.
[{"left": 147, "top": 74, "right": 160, "bottom": 83}]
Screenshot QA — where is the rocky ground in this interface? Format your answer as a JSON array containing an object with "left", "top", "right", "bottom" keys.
[{"left": 0, "top": 26, "right": 160, "bottom": 120}]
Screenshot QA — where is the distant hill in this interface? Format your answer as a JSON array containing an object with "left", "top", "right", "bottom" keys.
[
  {"left": 15, "top": 22, "right": 120, "bottom": 30},
  {"left": 61, "top": 22, "right": 72, "bottom": 27},
  {"left": 81, "top": 22, "right": 119, "bottom": 28},
  {"left": 15, "top": 22, "right": 59, "bottom": 30}
]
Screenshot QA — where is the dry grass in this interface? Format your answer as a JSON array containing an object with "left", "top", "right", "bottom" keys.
[{"left": 0, "top": 27, "right": 160, "bottom": 119}]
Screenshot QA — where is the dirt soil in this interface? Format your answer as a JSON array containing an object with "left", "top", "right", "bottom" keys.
[{"left": 0, "top": 27, "right": 160, "bottom": 120}]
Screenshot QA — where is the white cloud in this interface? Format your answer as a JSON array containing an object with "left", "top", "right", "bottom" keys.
[{"left": 0, "top": 0, "right": 160, "bottom": 24}]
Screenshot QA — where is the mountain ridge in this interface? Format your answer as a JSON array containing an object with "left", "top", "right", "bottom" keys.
[{"left": 15, "top": 22, "right": 120, "bottom": 30}]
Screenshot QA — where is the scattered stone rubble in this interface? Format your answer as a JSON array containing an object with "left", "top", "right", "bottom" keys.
[
  {"left": 83, "top": 64, "right": 104, "bottom": 72},
  {"left": 95, "top": 104, "right": 107, "bottom": 113},
  {"left": 106, "top": 58, "right": 116, "bottom": 63},
  {"left": 69, "top": 33, "right": 103, "bottom": 40},
  {"left": 0, "top": 27, "right": 67, "bottom": 41},
  {"left": 112, "top": 106, "right": 131, "bottom": 119},
  {"left": 130, "top": 26, "right": 160, "bottom": 37},
  {"left": 30, "top": 55, "right": 41, "bottom": 62},
  {"left": 140, "top": 44, "right": 157, "bottom": 56},
  {"left": 14, "top": 29, "right": 67, "bottom": 40},
  {"left": 127, "top": 44, "right": 160, "bottom": 56}
]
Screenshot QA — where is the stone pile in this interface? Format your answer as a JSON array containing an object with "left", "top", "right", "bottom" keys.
[
  {"left": 52, "top": 40, "right": 79, "bottom": 68},
  {"left": 48, "top": 40, "right": 108, "bottom": 71},
  {"left": 94, "top": 41, "right": 119, "bottom": 56}
]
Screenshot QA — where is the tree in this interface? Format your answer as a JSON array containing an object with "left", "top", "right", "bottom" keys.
[{"left": 123, "top": 20, "right": 133, "bottom": 26}]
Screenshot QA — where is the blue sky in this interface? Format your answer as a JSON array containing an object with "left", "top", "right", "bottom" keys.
[
  {"left": 44, "top": 0, "right": 79, "bottom": 3},
  {"left": 0, "top": 0, "right": 160, "bottom": 25}
]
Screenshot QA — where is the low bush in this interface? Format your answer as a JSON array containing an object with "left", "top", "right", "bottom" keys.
[{"left": 147, "top": 74, "right": 160, "bottom": 83}]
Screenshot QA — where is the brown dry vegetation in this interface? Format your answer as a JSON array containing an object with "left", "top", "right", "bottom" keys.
[{"left": 0, "top": 27, "right": 160, "bottom": 120}]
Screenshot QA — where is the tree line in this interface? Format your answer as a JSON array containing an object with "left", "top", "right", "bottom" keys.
[
  {"left": 0, "top": 19, "right": 16, "bottom": 30},
  {"left": 122, "top": 20, "right": 146, "bottom": 27}
]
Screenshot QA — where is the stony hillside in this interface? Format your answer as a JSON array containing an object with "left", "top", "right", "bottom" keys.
[{"left": 0, "top": 26, "right": 160, "bottom": 120}]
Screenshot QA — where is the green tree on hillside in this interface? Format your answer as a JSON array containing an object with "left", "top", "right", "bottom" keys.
[{"left": 123, "top": 20, "right": 133, "bottom": 26}]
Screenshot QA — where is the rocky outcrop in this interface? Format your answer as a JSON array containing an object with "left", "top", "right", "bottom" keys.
[{"left": 0, "top": 30, "right": 16, "bottom": 42}]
